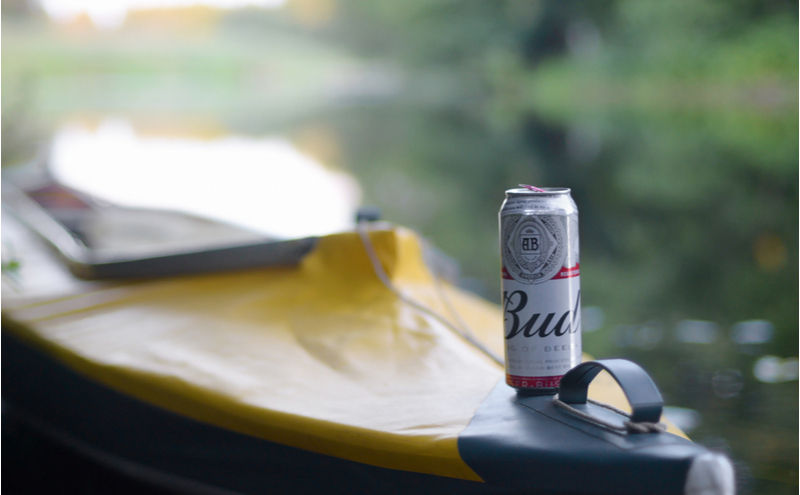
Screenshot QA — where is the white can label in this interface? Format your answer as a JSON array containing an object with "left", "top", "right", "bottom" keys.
[{"left": 501, "top": 213, "right": 581, "bottom": 389}]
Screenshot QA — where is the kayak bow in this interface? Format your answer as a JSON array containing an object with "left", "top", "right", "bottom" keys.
[{"left": 2, "top": 199, "right": 734, "bottom": 494}]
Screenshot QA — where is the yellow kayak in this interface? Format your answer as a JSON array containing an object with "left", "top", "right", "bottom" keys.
[{"left": 1, "top": 190, "right": 734, "bottom": 495}]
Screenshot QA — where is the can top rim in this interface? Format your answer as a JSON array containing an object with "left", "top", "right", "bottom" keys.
[{"left": 506, "top": 187, "right": 571, "bottom": 196}]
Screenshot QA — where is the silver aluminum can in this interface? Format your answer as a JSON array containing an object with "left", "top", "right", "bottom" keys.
[{"left": 500, "top": 187, "right": 581, "bottom": 394}]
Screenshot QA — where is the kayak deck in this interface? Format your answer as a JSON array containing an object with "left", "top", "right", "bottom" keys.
[
  {"left": 3, "top": 211, "right": 504, "bottom": 480},
  {"left": 3, "top": 209, "right": 695, "bottom": 493}
]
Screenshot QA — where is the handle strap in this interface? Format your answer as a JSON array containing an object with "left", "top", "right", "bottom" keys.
[{"left": 555, "top": 359, "right": 666, "bottom": 433}]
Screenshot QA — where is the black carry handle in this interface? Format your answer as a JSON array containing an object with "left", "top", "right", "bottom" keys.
[{"left": 558, "top": 359, "right": 663, "bottom": 424}]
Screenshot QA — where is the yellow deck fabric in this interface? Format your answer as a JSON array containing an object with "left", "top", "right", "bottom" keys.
[{"left": 1, "top": 213, "right": 685, "bottom": 482}]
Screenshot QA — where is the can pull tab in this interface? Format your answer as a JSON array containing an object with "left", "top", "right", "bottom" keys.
[
  {"left": 519, "top": 184, "right": 547, "bottom": 192},
  {"left": 554, "top": 359, "right": 667, "bottom": 434}
]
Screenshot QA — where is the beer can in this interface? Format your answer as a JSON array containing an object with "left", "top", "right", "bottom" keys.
[{"left": 500, "top": 187, "right": 581, "bottom": 394}]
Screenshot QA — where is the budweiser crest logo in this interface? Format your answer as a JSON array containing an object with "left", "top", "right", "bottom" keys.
[{"left": 501, "top": 214, "right": 566, "bottom": 284}]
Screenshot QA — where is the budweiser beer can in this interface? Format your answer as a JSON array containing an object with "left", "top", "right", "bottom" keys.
[{"left": 500, "top": 187, "right": 581, "bottom": 394}]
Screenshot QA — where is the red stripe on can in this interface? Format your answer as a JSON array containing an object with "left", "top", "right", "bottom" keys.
[
  {"left": 551, "top": 263, "right": 580, "bottom": 280},
  {"left": 506, "top": 374, "right": 563, "bottom": 389},
  {"left": 503, "top": 264, "right": 580, "bottom": 281}
]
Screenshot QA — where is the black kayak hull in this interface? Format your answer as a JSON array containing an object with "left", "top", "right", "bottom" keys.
[{"left": 3, "top": 330, "right": 530, "bottom": 495}]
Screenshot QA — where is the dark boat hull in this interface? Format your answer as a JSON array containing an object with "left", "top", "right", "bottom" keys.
[{"left": 2, "top": 330, "right": 530, "bottom": 495}]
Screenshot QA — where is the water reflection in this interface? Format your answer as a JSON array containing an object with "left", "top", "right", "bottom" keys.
[
  {"left": 675, "top": 320, "right": 720, "bottom": 345},
  {"left": 41, "top": 0, "right": 285, "bottom": 30},
  {"left": 581, "top": 306, "right": 604, "bottom": 333},
  {"left": 711, "top": 370, "right": 745, "bottom": 399},
  {"left": 731, "top": 320, "right": 774, "bottom": 349},
  {"left": 662, "top": 406, "right": 702, "bottom": 434},
  {"left": 612, "top": 321, "right": 664, "bottom": 350},
  {"left": 753, "top": 356, "right": 800, "bottom": 384},
  {"left": 48, "top": 118, "right": 361, "bottom": 239}
]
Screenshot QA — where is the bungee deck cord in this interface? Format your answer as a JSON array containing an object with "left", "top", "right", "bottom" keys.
[
  {"left": 552, "top": 395, "right": 667, "bottom": 434},
  {"left": 356, "top": 220, "right": 505, "bottom": 367}
]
